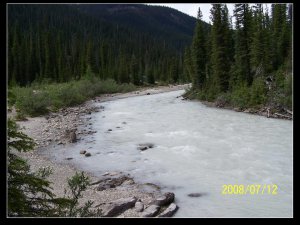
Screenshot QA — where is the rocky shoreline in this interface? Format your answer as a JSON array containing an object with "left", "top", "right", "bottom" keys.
[
  {"left": 13, "top": 84, "right": 189, "bottom": 218},
  {"left": 189, "top": 99, "right": 293, "bottom": 120}
]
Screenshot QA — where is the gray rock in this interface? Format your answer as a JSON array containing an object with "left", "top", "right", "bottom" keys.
[
  {"left": 150, "top": 192, "right": 175, "bottom": 206},
  {"left": 157, "top": 203, "right": 179, "bottom": 217},
  {"left": 80, "top": 150, "right": 86, "bottom": 154},
  {"left": 69, "top": 130, "right": 77, "bottom": 143},
  {"left": 96, "top": 175, "right": 132, "bottom": 191},
  {"left": 102, "top": 197, "right": 137, "bottom": 217},
  {"left": 141, "top": 205, "right": 160, "bottom": 217},
  {"left": 85, "top": 152, "right": 91, "bottom": 157},
  {"left": 135, "top": 201, "right": 144, "bottom": 212}
]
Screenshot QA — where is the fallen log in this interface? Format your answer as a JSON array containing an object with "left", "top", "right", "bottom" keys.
[
  {"left": 285, "top": 109, "right": 293, "bottom": 115},
  {"left": 274, "top": 112, "right": 292, "bottom": 119}
]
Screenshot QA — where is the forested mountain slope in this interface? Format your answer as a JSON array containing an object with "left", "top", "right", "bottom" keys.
[{"left": 8, "top": 4, "right": 207, "bottom": 86}]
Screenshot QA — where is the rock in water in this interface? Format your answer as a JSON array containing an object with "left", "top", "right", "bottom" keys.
[
  {"left": 85, "top": 152, "right": 91, "bottom": 157},
  {"left": 65, "top": 157, "right": 73, "bottom": 160},
  {"left": 80, "top": 150, "right": 86, "bottom": 154},
  {"left": 187, "top": 193, "right": 205, "bottom": 197},
  {"left": 150, "top": 192, "right": 175, "bottom": 206},
  {"left": 138, "top": 143, "right": 155, "bottom": 151},
  {"left": 138, "top": 146, "right": 148, "bottom": 151},
  {"left": 141, "top": 205, "right": 160, "bottom": 217},
  {"left": 157, "top": 203, "right": 179, "bottom": 217},
  {"left": 102, "top": 197, "right": 137, "bottom": 217}
]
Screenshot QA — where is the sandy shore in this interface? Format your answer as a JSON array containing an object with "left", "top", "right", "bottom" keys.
[{"left": 13, "top": 84, "right": 190, "bottom": 217}]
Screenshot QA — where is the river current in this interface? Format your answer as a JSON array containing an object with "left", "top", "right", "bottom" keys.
[{"left": 48, "top": 90, "right": 293, "bottom": 217}]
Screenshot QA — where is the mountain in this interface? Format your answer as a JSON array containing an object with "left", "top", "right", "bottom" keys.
[
  {"left": 72, "top": 4, "right": 202, "bottom": 50},
  {"left": 8, "top": 4, "right": 209, "bottom": 86}
]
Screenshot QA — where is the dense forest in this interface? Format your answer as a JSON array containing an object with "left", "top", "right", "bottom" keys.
[
  {"left": 8, "top": 3, "right": 292, "bottom": 113},
  {"left": 184, "top": 3, "right": 292, "bottom": 111},
  {"left": 8, "top": 4, "right": 201, "bottom": 86}
]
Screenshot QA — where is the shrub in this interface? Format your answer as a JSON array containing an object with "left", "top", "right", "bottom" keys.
[
  {"left": 7, "top": 119, "right": 102, "bottom": 217},
  {"left": 10, "top": 77, "right": 137, "bottom": 116},
  {"left": 14, "top": 87, "right": 51, "bottom": 116},
  {"left": 215, "top": 92, "right": 231, "bottom": 107},
  {"left": 249, "top": 77, "right": 267, "bottom": 107},
  {"left": 230, "top": 83, "right": 251, "bottom": 109}
]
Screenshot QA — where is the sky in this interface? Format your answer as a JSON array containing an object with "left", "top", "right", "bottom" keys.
[
  {"left": 147, "top": 3, "right": 272, "bottom": 24},
  {"left": 147, "top": 3, "right": 235, "bottom": 24}
]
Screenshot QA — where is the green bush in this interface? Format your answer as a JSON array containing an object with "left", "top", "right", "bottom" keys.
[
  {"left": 249, "top": 77, "right": 267, "bottom": 107},
  {"left": 215, "top": 92, "right": 231, "bottom": 107},
  {"left": 10, "top": 77, "right": 137, "bottom": 116},
  {"left": 230, "top": 83, "right": 251, "bottom": 109},
  {"left": 284, "top": 74, "right": 293, "bottom": 110},
  {"left": 8, "top": 119, "right": 102, "bottom": 217},
  {"left": 14, "top": 87, "right": 51, "bottom": 116}
]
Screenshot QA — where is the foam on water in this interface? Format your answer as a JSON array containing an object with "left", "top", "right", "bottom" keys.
[{"left": 49, "top": 90, "right": 293, "bottom": 217}]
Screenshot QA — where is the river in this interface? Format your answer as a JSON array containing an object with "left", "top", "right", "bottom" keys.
[{"left": 49, "top": 89, "right": 293, "bottom": 217}]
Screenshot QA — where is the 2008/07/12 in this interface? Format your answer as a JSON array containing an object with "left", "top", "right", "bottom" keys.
[{"left": 222, "top": 184, "right": 278, "bottom": 195}]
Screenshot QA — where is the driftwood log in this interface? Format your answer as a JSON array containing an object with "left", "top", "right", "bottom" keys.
[{"left": 274, "top": 112, "right": 292, "bottom": 119}]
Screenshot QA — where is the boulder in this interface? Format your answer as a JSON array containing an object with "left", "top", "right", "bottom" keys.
[
  {"left": 149, "top": 192, "right": 175, "bottom": 206},
  {"left": 80, "top": 150, "right": 86, "bottom": 154},
  {"left": 85, "top": 152, "right": 91, "bottom": 157},
  {"left": 135, "top": 201, "right": 144, "bottom": 212},
  {"left": 102, "top": 197, "right": 137, "bottom": 217},
  {"left": 157, "top": 203, "right": 179, "bottom": 217},
  {"left": 69, "top": 130, "right": 77, "bottom": 143},
  {"left": 141, "top": 205, "right": 160, "bottom": 217},
  {"left": 96, "top": 176, "right": 132, "bottom": 191},
  {"left": 108, "top": 129, "right": 112, "bottom": 132}
]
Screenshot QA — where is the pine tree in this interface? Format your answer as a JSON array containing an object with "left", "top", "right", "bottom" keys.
[
  {"left": 191, "top": 7, "right": 206, "bottom": 89},
  {"left": 183, "top": 47, "right": 193, "bottom": 82},
  {"left": 231, "top": 3, "right": 253, "bottom": 87},
  {"left": 210, "top": 4, "right": 232, "bottom": 93},
  {"left": 271, "top": 4, "right": 289, "bottom": 70},
  {"left": 130, "top": 53, "right": 139, "bottom": 85},
  {"left": 250, "top": 4, "right": 265, "bottom": 76}
]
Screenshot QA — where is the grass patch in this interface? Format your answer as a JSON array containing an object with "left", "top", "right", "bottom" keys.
[{"left": 10, "top": 77, "right": 136, "bottom": 117}]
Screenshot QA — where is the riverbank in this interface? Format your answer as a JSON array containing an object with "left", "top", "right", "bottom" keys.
[
  {"left": 198, "top": 100, "right": 293, "bottom": 120},
  {"left": 182, "top": 91, "right": 292, "bottom": 120},
  {"left": 12, "top": 84, "right": 189, "bottom": 217}
]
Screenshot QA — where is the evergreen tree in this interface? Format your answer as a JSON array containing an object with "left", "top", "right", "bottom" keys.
[
  {"left": 210, "top": 4, "right": 232, "bottom": 93},
  {"left": 250, "top": 4, "right": 265, "bottom": 76},
  {"left": 191, "top": 7, "right": 206, "bottom": 89},
  {"left": 231, "top": 4, "right": 253, "bottom": 87},
  {"left": 130, "top": 53, "right": 139, "bottom": 85}
]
